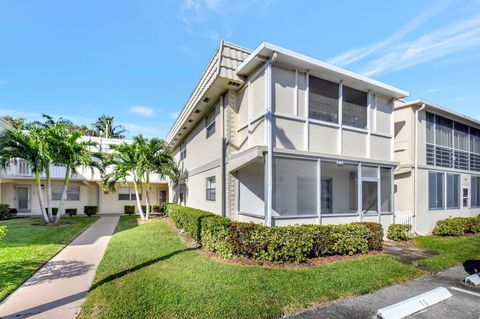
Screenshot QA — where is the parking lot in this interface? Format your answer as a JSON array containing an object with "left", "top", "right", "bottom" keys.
[{"left": 288, "top": 261, "right": 480, "bottom": 319}]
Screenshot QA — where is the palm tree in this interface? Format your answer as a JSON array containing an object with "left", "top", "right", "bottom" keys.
[
  {"left": 52, "top": 127, "right": 103, "bottom": 223},
  {"left": 137, "top": 136, "right": 177, "bottom": 219},
  {"left": 102, "top": 135, "right": 177, "bottom": 220},
  {"left": 102, "top": 140, "right": 146, "bottom": 219},
  {"left": 0, "top": 126, "right": 51, "bottom": 224},
  {"left": 92, "top": 115, "right": 126, "bottom": 139}
]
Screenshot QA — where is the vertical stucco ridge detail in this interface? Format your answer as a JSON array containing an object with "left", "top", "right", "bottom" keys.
[{"left": 225, "top": 90, "right": 237, "bottom": 219}]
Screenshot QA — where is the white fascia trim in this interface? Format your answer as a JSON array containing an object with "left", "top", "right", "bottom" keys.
[{"left": 237, "top": 42, "right": 409, "bottom": 98}]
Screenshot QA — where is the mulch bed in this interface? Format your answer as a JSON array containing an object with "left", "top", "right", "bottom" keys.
[{"left": 164, "top": 217, "right": 381, "bottom": 269}]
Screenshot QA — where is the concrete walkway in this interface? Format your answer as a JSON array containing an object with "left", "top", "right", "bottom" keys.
[{"left": 0, "top": 216, "right": 119, "bottom": 319}]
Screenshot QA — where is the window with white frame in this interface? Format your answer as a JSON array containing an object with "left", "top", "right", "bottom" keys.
[
  {"left": 342, "top": 86, "right": 368, "bottom": 129},
  {"left": 380, "top": 168, "right": 392, "bottom": 212},
  {"left": 446, "top": 174, "right": 460, "bottom": 209},
  {"left": 321, "top": 179, "right": 332, "bottom": 214},
  {"left": 180, "top": 141, "right": 186, "bottom": 160},
  {"left": 428, "top": 172, "right": 444, "bottom": 210},
  {"left": 361, "top": 166, "right": 378, "bottom": 213},
  {"left": 206, "top": 176, "right": 216, "bottom": 201},
  {"left": 471, "top": 176, "right": 480, "bottom": 207},
  {"left": 118, "top": 187, "right": 141, "bottom": 201},
  {"left": 320, "top": 162, "right": 358, "bottom": 214},
  {"left": 205, "top": 108, "right": 216, "bottom": 138},
  {"left": 52, "top": 185, "right": 81, "bottom": 201},
  {"left": 309, "top": 76, "right": 339, "bottom": 124}
]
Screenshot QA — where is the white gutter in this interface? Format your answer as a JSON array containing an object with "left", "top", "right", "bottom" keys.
[
  {"left": 265, "top": 52, "right": 278, "bottom": 226},
  {"left": 414, "top": 103, "right": 426, "bottom": 234}
]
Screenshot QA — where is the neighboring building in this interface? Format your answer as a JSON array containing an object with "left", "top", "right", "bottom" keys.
[
  {"left": 394, "top": 100, "right": 480, "bottom": 234},
  {"left": 0, "top": 135, "right": 169, "bottom": 215},
  {"left": 166, "top": 41, "right": 408, "bottom": 229}
]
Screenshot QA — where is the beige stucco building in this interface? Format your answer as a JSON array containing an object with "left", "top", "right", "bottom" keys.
[
  {"left": 394, "top": 100, "right": 480, "bottom": 234},
  {"left": 167, "top": 41, "right": 409, "bottom": 230},
  {"left": 0, "top": 131, "right": 169, "bottom": 215}
]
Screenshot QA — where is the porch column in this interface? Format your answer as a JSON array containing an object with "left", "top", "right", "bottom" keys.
[{"left": 265, "top": 54, "right": 276, "bottom": 226}]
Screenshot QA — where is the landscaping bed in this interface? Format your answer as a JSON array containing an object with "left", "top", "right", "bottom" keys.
[
  {"left": 0, "top": 216, "right": 96, "bottom": 301},
  {"left": 79, "top": 216, "right": 420, "bottom": 319},
  {"left": 165, "top": 204, "right": 383, "bottom": 263}
]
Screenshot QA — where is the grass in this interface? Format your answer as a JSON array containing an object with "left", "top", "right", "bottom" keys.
[
  {"left": 0, "top": 216, "right": 96, "bottom": 301},
  {"left": 80, "top": 217, "right": 420, "bottom": 319},
  {"left": 415, "top": 235, "right": 480, "bottom": 270}
]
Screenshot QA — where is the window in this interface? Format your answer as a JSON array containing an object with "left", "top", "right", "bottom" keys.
[
  {"left": 472, "top": 176, "right": 480, "bottom": 207},
  {"left": 67, "top": 186, "right": 80, "bottom": 201},
  {"left": 309, "top": 76, "right": 339, "bottom": 124},
  {"left": 321, "top": 179, "right": 332, "bottom": 214},
  {"left": 320, "top": 162, "right": 357, "bottom": 214},
  {"left": 380, "top": 168, "right": 392, "bottom": 212},
  {"left": 342, "top": 86, "right": 368, "bottom": 129},
  {"left": 118, "top": 187, "right": 141, "bottom": 201},
  {"left": 362, "top": 181, "right": 378, "bottom": 213},
  {"left": 274, "top": 158, "right": 317, "bottom": 216},
  {"left": 205, "top": 108, "right": 216, "bottom": 138},
  {"left": 446, "top": 174, "right": 460, "bottom": 209},
  {"left": 52, "top": 186, "right": 80, "bottom": 201},
  {"left": 206, "top": 176, "right": 216, "bottom": 201},
  {"left": 428, "top": 172, "right": 444, "bottom": 209},
  {"left": 180, "top": 141, "right": 186, "bottom": 160}
]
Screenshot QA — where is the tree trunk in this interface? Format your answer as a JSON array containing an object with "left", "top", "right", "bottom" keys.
[
  {"left": 46, "top": 166, "right": 53, "bottom": 222},
  {"left": 55, "top": 166, "right": 71, "bottom": 223},
  {"left": 145, "top": 186, "right": 151, "bottom": 220},
  {"left": 133, "top": 181, "right": 145, "bottom": 220},
  {"left": 35, "top": 170, "right": 49, "bottom": 224}
]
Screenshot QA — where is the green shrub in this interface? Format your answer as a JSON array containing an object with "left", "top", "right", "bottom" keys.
[
  {"left": 433, "top": 218, "right": 465, "bottom": 236},
  {"left": 124, "top": 206, "right": 135, "bottom": 215},
  {"left": 387, "top": 224, "right": 412, "bottom": 241},
  {"left": 353, "top": 222, "right": 384, "bottom": 251},
  {"left": 65, "top": 208, "right": 77, "bottom": 216},
  {"left": 0, "top": 225, "right": 6, "bottom": 241},
  {"left": 0, "top": 204, "right": 17, "bottom": 220},
  {"left": 328, "top": 224, "right": 370, "bottom": 255},
  {"left": 166, "top": 204, "right": 213, "bottom": 242},
  {"left": 200, "top": 215, "right": 231, "bottom": 257},
  {"left": 470, "top": 217, "right": 480, "bottom": 233},
  {"left": 84, "top": 206, "right": 98, "bottom": 217},
  {"left": 228, "top": 222, "right": 261, "bottom": 257}
]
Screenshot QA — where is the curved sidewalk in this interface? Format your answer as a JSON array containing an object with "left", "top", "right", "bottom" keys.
[{"left": 0, "top": 216, "right": 119, "bottom": 319}]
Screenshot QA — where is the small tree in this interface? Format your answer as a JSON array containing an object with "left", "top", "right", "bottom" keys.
[
  {"left": 0, "top": 126, "right": 51, "bottom": 224},
  {"left": 92, "top": 115, "right": 126, "bottom": 139}
]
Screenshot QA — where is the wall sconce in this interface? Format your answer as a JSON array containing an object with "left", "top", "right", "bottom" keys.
[{"left": 41, "top": 184, "right": 45, "bottom": 189}]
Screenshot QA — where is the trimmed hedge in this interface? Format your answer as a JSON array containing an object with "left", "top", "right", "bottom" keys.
[
  {"left": 433, "top": 217, "right": 480, "bottom": 236},
  {"left": 0, "top": 204, "right": 17, "bottom": 220},
  {"left": 387, "top": 224, "right": 412, "bottom": 241},
  {"left": 124, "top": 206, "right": 135, "bottom": 215},
  {"left": 84, "top": 206, "right": 98, "bottom": 217},
  {"left": 65, "top": 208, "right": 77, "bottom": 216},
  {"left": 166, "top": 204, "right": 383, "bottom": 262}
]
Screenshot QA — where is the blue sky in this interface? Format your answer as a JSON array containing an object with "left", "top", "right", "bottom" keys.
[{"left": 1, "top": 0, "right": 480, "bottom": 138}]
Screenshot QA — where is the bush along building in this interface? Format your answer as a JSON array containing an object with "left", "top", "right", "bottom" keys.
[{"left": 166, "top": 41, "right": 408, "bottom": 231}]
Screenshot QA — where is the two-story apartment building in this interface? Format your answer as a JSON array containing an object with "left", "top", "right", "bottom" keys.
[
  {"left": 394, "top": 100, "right": 480, "bottom": 234},
  {"left": 0, "top": 133, "right": 169, "bottom": 215},
  {"left": 167, "top": 41, "right": 409, "bottom": 229}
]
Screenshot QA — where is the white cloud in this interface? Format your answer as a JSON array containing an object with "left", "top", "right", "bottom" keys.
[
  {"left": 129, "top": 105, "right": 155, "bottom": 117},
  {"left": 0, "top": 80, "right": 7, "bottom": 85},
  {"left": 361, "top": 14, "right": 480, "bottom": 76}
]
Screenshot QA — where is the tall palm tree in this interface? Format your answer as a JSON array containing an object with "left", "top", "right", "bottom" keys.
[
  {"left": 52, "top": 127, "right": 103, "bottom": 223},
  {"left": 0, "top": 126, "right": 51, "bottom": 224},
  {"left": 92, "top": 115, "right": 126, "bottom": 139},
  {"left": 102, "top": 140, "right": 146, "bottom": 219},
  {"left": 139, "top": 137, "right": 177, "bottom": 219}
]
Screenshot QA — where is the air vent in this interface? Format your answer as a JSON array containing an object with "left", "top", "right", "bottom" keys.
[
  {"left": 227, "top": 81, "right": 241, "bottom": 87},
  {"left": 183, "top": 127, "right": 187, "bottom": 130},
  {"left": 188, "top": 119, "right": 193, "bottom": 123},
  {"left": 203, "top": 97, "right": 211, "bottom": 103},
  {"left": 194, "top": 109, "right": 201, "bottom": 113}
]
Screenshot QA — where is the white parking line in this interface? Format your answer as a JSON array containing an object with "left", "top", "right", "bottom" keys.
[{"left": 449, "top": 287, "right": 480, "bottom": 298}]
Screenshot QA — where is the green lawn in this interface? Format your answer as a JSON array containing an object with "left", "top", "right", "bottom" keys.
[
  {"left": 80, "top": 217, "right": 420, "bottom": 319},
  {"left": 415, "top": 235, "right": 480, "bottom": 270},
  {"left": 0, "top": 216, "right": 96, "bottom": 301}
]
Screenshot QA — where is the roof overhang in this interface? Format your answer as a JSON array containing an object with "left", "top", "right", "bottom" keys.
[
  {"left": 398, "top": 99, "right": 480, "bottom": 128},
  {"left": 237, "top": 42, "right": 409, "bottom": 99},
  {"left": 227, "top": 146, "right": 266, "bottom": 172}
]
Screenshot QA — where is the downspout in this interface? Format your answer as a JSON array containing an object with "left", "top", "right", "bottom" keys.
[
  {"left": 265, "top": 52, "right": 277, "bottom": 227},
  {"left": 414, "top": 103, "right": 426, "bottom": 235},
  {"left": 220, "top": 94, "right": 226, "bottom": 217}
]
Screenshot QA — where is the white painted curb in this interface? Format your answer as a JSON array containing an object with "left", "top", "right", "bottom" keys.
[{"left": 377, "top": 287, "right": 452, "bottom": 319}]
